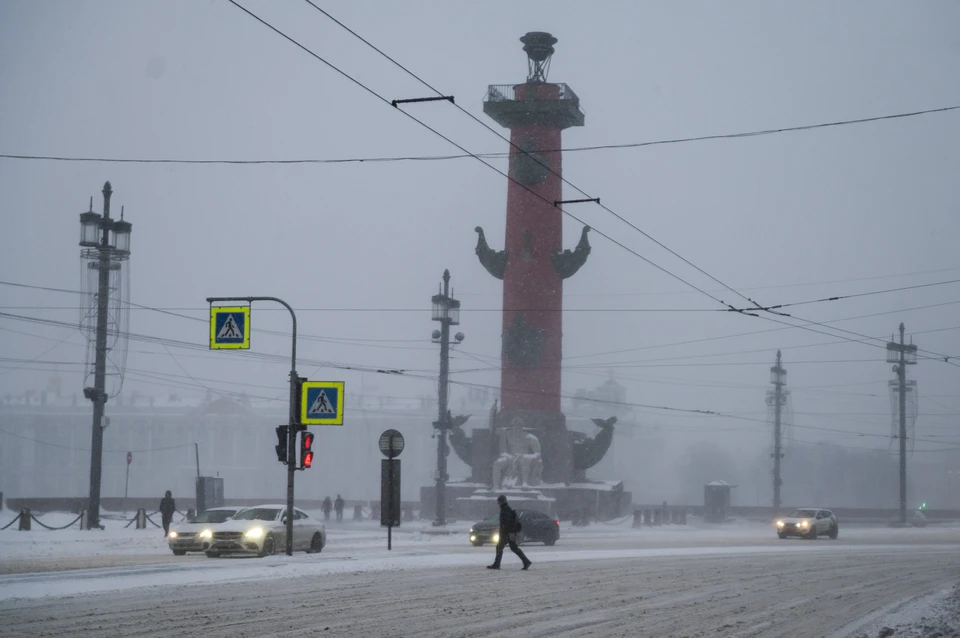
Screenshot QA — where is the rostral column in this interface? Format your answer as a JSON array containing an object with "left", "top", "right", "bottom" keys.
[{"left": 474, "top": 32, "right": 592, "bottom": 484}]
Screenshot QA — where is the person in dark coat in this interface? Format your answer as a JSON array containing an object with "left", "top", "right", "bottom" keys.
[
  {"left": 488, "top": 495, "right": 531, "bottom": 570},
  {"left": 334, "top": 494, "right": 345, "bottom": 523},
  {"left": 159, "top": 490, "right": 176, "bottom": 537},
  {"left": 322, "top": 496, "right": 333, "bottom": 522}
]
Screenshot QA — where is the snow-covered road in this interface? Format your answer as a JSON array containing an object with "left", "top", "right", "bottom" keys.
[{"left": 1, "top": 515, "right": 958, "bottom": 636}]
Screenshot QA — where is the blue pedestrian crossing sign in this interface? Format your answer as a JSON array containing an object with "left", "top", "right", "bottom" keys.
[
  {"left": 301, "top": 381, "right": 345, "bottom": 426},
  {"left": 210, "top": 306, "right": 251, "bottom": 350}
]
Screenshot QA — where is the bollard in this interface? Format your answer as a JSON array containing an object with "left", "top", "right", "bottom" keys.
[
  {"left": 632, "top": 509, "right": 643, "bottom": 528},
  {"left": 136, "top": 508, "right": 147, "bottom": 530},
  {"left": 79, "top": 509, "right": 88, "bottom": 530},
  {"left": 353, "top": 504, "right": 363, "bottom": 521},
  {"left": 187, "top": 508, "right": 196, "bottom": 521},
  {"left": 19, "top": 508, "right": 31, "bottom": 531}
]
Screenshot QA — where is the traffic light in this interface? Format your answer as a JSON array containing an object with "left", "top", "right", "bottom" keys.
[
  {"left": 296, "top": 430, "right": 315, "bottom": 470},
  {"left": 275, "top": 425, "right": 288, "bottom": 463}
]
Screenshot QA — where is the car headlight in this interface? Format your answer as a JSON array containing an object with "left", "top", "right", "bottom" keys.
[
  {"left": 492, "top": 533, "right": 499, "bottom": 543},
  {"left": 168, "top": 531, "right": 178, "bottom": 539},
  {"left": 468, "top": 528, "right": 473, "bottom": 534},
  {"left": 469, "top": 535, "right": 476, "bottom": 542},
  {"left": 775, "top": 520, "right": 784, "bottom": 527},
  {"left": 245, "top": 527, "right": 264, "bottom": 539},
  {"left": 198, "top": 529, "right": 212, "bottom": 539},
  {"left": 799, "top": 520, "right": 808, "bottom": 527}
]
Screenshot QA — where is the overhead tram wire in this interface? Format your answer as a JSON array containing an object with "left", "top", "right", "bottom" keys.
[
  {"left": 304, "top": 0, "right": 755, "bottom": 311},
  {"left": 3, "top": 107, "right": 958, "bottom": 166},
  {"left": 4, "top": 278, "right": 959, "bottom": 369},
  {"left": 292, "top": 2, "right": 960, "bottom": 366},
  {"left": 0, "top": 310, "right": 444, "bottom": 381},
  {"left": 5, "top": 277, "right": 960, "bottom": 315},
  {"left": 4, "top": 277, "right": 959, "bottom": 368},
  {"left": 225, "top": 0, "right": 729, "bottom": 308},
  {"left": 4, "top": 11, "right": 954, "bottom": 359}
]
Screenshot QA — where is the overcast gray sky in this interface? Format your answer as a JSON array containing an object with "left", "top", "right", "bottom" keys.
[{"left": 2, "top": 0, "right": 959, "bottom": 462}]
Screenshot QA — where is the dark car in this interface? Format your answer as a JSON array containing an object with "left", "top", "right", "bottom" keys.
[{"left": 469, "top": 509, "right": 560, "bottom": 547}]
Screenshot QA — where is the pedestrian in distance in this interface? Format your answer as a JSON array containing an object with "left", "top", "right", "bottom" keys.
[
  {"left": 488, "top": 494, "right": 532, "bottom": 571},
  {"left": 322, "top": 496, "right": 333, "bottom": 522},
  {"left": 159, "top": 490, "right": 176, "bottom": 537},
  {"left": 334, "top": 494, "right": 345, "bottom": 523}
]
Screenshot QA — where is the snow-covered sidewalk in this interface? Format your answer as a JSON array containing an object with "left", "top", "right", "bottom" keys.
[{"left": 843, "top": 583, "right": 960, "bottom": 638}]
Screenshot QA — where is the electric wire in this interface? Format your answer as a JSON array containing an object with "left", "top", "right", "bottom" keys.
[
  {"left": 248, "top": 2, "right": 960, "bottom": 365},
  {"left": 225, "top": 0, "right": 730, "bottom": 308},
  {"left": 3, "top": 104, "right": 957, "bottom": 166}
]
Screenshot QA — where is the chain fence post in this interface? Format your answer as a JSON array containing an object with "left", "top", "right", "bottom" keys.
[{"left": 19, "top": 508, "right": 31, "bottom": 531}]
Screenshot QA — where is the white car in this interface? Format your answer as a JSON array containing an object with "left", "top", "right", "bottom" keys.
[
  {"left": 206, "top": 504, "right": 326, "bottom": 558},
  {"left": 776, "top": 507, "right": 838, "bottom": 539},
  {"left": 168, "top": 507, "right": 244, "bottom": 555}
]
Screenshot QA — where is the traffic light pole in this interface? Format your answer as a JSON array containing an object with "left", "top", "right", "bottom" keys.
[{"left": 207, "top": 296, "right": 298, "bottom": 556}]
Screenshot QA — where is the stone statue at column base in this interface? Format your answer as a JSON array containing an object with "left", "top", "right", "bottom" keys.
[{"left": 491, "top": 417, "right": 543, "bottom": 490}]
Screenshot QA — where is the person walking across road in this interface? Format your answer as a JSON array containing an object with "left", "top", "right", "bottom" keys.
[
  {"left": 322, "top": 496, "right": 333, "bottom": 522},
  {"left": 334, "top": 494, "right": 344, "bottom": 523},
  {"left": 159, "top": 490, "right": 176, "bottom": 537},
  {"left": 487, "top": 494, "right": 532, "bottom": 570}
]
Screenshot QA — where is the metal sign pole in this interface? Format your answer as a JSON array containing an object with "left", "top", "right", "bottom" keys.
[
  {"left": 388, "top": 456, "right": 393, "bottom": 551},
  {"left": 379, "top": 429, "right": 405, "bottom": 551},
  {"left": 207, "top": 296, "right": 298, "bottom": 556}
]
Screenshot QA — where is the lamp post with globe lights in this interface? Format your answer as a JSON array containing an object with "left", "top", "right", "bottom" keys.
[
  {"left": 79, "top": 181, "right": 131, "bottom": 530},
  {"left": 431, "top": 270, "right": 468, "bottom": 526}
]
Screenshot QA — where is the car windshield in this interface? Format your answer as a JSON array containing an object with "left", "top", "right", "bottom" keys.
[
  {"left": 232, "top": 508, "right": 279, "bottom": 521},
  {"left": 190, "top": 509, "right": 237, "bottom": 524},
  {"left": 789, "top": 509, "right": 817, "bottom": 518},
  {"left": 484, "top": 513, "right": 500, "bottom": 523}
]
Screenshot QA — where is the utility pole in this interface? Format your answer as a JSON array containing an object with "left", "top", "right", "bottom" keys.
[
  {"left": 430, "top": 270, "right": 464, "bottom": 526},
  {"left": 79, "top": 182, "right": 132, "bottom": 530},
  {"left": 768, "top": 351, "right": 787, "bottom": 510},
  {"left": 887, "top": 322, "right": 918, "bottom": 525}
]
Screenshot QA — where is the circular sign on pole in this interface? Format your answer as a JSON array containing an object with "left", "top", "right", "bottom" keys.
[
  {"left": 378, "top": 429, "right": 405, "bottom": 458},
  {"left": 126, "top": 451, "right": 133, "bottom": 465}
]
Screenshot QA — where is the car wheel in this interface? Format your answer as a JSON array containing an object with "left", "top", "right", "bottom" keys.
[
  {"left": 205, "top": 550, "right": 220, "bottom": 558},
  {"left": 777, "top": 533, "right": 787, "bottom": 540},
  {"left": 829, "top": 524, "right": 839, "bottom": 540},
  {"left": 807, "top": 526, "right": 817, "bottom": 540},
  {"left": 172, "top": 549, "right": 187, "bottom": 556},
  {"left": 309, "top": 532, "right": 324, "bottom": 553},
  {"left": 259, "top": 535, "right": 277, "bottom": 558},
  {"left": 471, "top": 541, "right": 484, "bottom": 547},
  {"left": 515, "top": 531, "right": 525, "bottom": 545},
  {"left": 544, "top": 534, "right": 557, "bottom": 546}
]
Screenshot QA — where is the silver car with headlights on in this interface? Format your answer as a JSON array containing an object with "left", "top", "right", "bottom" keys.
[
  {"left": 205, "top": 504, "right": 326, "bottom": 558},
  {"left": 776, "top": 508, "right": 838, "bottom": 539},
  {"left": 167, "top": 507, "right": 243, "bottom": 555}
]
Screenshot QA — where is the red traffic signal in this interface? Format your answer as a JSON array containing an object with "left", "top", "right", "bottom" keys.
[{"left": 297, "top": 430, "right": 315, "bottom": 470}]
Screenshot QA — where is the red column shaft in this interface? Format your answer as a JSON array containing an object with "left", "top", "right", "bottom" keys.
[{"left": 501, "top": 119, "right": 563, "bottom": 414}]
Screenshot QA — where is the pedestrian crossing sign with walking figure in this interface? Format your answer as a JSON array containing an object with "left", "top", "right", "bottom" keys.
[
  {"left": 301, "top": 381, "right": 345, "bottom": 425},
  {"left": 210, "top": 306, "right": 251, "bottom": 350}
]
